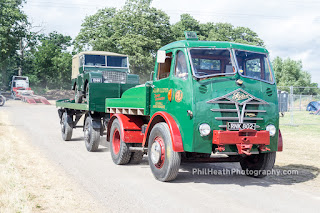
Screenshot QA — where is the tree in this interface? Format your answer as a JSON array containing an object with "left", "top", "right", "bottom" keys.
[
  {"left": 0, "top": 0, "right": 27, "bottom": 86},
  {"left": 171, "top": 14, "right": 200, "bottom": 41},
  {"left": 74, "top": 7, "right": 117, "bottom": 52},
  {"left": 26, "top": 32, "right": 72, "bottom": 89},
  {"left": 272, "top": 56, "right": 319, "bottom": 94}
]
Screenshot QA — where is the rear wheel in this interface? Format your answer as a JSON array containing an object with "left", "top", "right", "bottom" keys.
[
  {"left": 0, "top": 95, "right": 5, "bottom": 106},
  {"left": 240, "top": 152, "right": 276, "bottom": 178},
  {"left": 61, "top": 111, "right": 73, "bottom": 141},
  {"left": 84, "top": 116, "right": 100, "bottom": 152},
  {"left": 148, "top": 122, "right": 181, "bottom": 182},
  {"left": 110, "top": 119, "right": 131, "bottom": 165}
]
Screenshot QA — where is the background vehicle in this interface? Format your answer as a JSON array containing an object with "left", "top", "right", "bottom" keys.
[
  {"left": 10, "top": 76, "right": 50, "bottom": 104},
  {"left": 11, "top": 76, "right": 30, "bottom": 99},
  {"left": 71, "top": 51, "right": 139, "bottom": 103},
  {"left": 57, "top": 32, "right": 283, "bottom": 182}
]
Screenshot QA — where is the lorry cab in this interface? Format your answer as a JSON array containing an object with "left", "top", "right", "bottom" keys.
[
  {"left": 151, "top": 32, "right": 279, "bottom": 156},
  {"left": 11, "top": 76, "right": 30, "bottom": 99}
]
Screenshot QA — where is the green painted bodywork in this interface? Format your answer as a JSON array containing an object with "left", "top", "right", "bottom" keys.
[
  {"left": 105, "top": 40, "right": 279, "bottom": 154},
  {"left": 56, "top": 99, "right": 89, "bottom": 110},
  {"left": 57, "top": 82, "right": 138, "bottom": 112},
  {"left": 105, "top": 85, "right": 151, "bottom": 115}
]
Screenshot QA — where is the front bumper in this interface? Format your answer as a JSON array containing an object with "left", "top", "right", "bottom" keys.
[{"left": 212, "top": 129, "right": 270, "bottom": 155}]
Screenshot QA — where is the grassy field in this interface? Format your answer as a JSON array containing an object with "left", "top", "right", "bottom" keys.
[{"left": 270, "top": 111, "right": 320, "bottom": 190}]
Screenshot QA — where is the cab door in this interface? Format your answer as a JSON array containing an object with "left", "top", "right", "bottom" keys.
[
  {"left": 165, "top": 49, "right": 194, "bottom": 151},
  {"left": 150, "top": 51, "right": 173, "bottom": 114}
]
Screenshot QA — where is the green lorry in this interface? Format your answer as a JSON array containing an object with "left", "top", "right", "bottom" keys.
[{"left": 57, "top": 32, "right": 283, "bottom": 182}]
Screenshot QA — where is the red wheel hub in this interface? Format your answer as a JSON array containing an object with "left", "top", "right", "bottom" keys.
[
  {"left": 112, "top": 129, "right": 121, "bottom": 155},
  {"left": 151, "top": 136, "right": 165, "bottom": 169}
]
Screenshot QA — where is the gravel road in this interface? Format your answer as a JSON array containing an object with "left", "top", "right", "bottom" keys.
[{"left": 2, "top": 100, "right": 319, "bottom": 212}]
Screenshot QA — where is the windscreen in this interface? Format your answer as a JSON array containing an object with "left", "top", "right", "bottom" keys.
[
  {"left": 190, "top": 48, "right": 234, "bottom": 77},
  {"left": 85, "top": 55, "right": 106, "bottom": 66},
  {"left": 107, "top": 56, "right": 128, "bottom": 68},
  {"left": 235, "top": 50, "right": 274, "bottom": 83}
]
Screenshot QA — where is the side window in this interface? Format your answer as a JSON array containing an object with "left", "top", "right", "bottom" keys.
[
  {"left": 157, "top": 52, "right": 172, "bottom": 80},
  {"left": 175, "top": 51, "right": 188, "bottom": 80}
]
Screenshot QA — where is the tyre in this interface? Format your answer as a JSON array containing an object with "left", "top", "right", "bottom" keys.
[
  {"left": 110, "top": 119, "right": 131, "bottom": 165},
  {"left": 148, "top": 122, "right": 181, "bottom": 182},
  {"left": 74, "top": 85, "right": 82, "bottom": 103},
  {"left": 61, "top": 111, "right": 73, "bottom": 141},
  {"left": 84, "top": 116, "right": 100, "bottom": 152},
  {"left": 240, "top": 152, "right": 276, "bottom": 178},
  {"left": 0, "top": 95, "right": 5, "bottom": 106}
]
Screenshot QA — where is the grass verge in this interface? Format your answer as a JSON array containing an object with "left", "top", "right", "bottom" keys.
[{"left": 0, "top": 112, "right": 103, "bottom": 212}]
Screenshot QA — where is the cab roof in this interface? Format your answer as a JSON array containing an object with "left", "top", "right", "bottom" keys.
[
  {"left": 73, "top": 51, "right": 128, "bottom": 59},
  {"left": 159, "top": 40, "right": 268, "bottom": 54}
]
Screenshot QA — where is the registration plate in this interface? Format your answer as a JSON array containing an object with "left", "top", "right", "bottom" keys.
[{"left": 227, "top": 122, "right": 256, "bottom": 131}]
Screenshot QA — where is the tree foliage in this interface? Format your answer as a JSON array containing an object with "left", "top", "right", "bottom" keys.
[
  {"left": 0, "top": 0, "right": 27, "bottom": 86},
  {"left": 272, "top": 56, "right": 319, "bottom": 94},
  {"left": 24, "top": 32, "right": 72, "bottom": 89},
  {"left": 171, "top": 14, "right": 264, "bottom": 46}
]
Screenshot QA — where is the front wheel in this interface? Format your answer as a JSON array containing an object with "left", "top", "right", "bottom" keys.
[
  {"left": 240, "top": 152, "right": 276, "bottom": 178},
  {"left": 148, "top": 122, "right": 181, "bottom": 182},
  {"left": 110, "top": 119, "right": 131, "bottom": 165},
  {"left": 84, "top": 116, "right": 100, "bottom": 152},
  {"left": 61, "top": 111, "right": 73, "bottom": 141}
]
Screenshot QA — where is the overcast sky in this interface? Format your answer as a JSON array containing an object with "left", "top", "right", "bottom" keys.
[{"left": 23, "top": 0, "right": 320, "bottom": 85}]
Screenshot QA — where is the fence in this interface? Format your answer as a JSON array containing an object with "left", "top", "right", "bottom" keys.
[{"left": 277, "top": 86, "right": 320, "bottom": 126}]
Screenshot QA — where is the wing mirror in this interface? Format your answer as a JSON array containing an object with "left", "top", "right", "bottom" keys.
[{"left": 157, "top": 50, "right": 166, "bottom": 63}]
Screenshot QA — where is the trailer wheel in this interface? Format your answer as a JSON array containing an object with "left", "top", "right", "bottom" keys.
[
  {"left": 110, "top": 119, "right": 131, "bottom": 165},
  {"left": 240, "top": 152, "right": 276, "bottom": 178},
  {"left": 84, "top": 116, "right": 100, "bottom": 152},
  {"left": 148, "top": 122, "right": 181, "bottom": 182},
  {"left": 0, "top": 95, "right": 5, "bottom": 106},
  {"left": 61, "top": 112, "right": 73, "bottom": 141}
]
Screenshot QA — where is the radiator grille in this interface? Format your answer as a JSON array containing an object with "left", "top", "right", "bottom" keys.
[
  {"left": 207, "top": 88, "right": 268, "bottom": 130},
  {"left": 103, "top": 71, "right": 126, "bottom": 84}
]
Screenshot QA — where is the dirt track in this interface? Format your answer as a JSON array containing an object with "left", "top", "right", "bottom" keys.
[{"left": 1, "top": 100, "right": 320, "bottom": 212}]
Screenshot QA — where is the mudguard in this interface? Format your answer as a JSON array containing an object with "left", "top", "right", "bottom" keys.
[
  {"left": 107, "top": 114, "right": 145, "bottom": 143},
  {"left": 142, "top": 111, "right": 184, "bottom": 152}
]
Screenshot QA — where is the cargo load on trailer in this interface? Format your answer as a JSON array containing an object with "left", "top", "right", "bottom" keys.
[{"left": 56, "top": 32, "right": 283, "bottom": 182}]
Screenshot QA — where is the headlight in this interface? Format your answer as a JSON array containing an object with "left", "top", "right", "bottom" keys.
[
  {"left": 199, "top": 123, "right": 211, "bottom": 137},
  {"left": 266, "top": 124, "right": 276, "bottom": 137}
]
